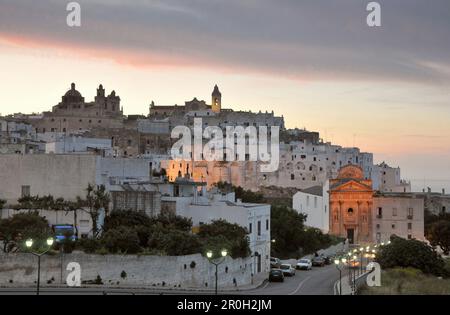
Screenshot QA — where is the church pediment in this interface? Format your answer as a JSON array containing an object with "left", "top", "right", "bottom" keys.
[{"left": 331, "top": 179, "right": 372, "bottom": 192}]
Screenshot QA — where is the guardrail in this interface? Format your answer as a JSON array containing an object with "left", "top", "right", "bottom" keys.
[{"left": 335, "top": 267, "right": 375, "bottom": 295}]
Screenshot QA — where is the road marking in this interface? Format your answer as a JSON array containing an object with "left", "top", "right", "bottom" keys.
[
  {"left": 259, "top": 281, "right": 270, "bottom": 291},
  {"left": 288, "top": 275, "right": 311, "bottom": 295}
]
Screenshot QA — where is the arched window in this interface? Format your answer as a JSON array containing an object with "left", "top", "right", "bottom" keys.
[{"left": 347, "top": 208, "right": 354, "bottom": 215}]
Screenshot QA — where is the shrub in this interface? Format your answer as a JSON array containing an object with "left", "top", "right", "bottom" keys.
[
  {"left": 377, "top": 235, "right": 448, "bottom": 277},
  {"left": 101, "top": 226, "right": 141, "bottom": 254},
  {"left": 148, "top": 229, "right": 202, "bottom": 256},
  {"left": 198, "top": 220, "right": 250, "bottom": 258},
  {"left": 78, "top": 238, "right": 101, "bottom": 253}
]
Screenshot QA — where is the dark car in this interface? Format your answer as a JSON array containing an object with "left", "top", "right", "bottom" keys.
[
  {"left": 269, "top": 269, "right": 284, "bottom": 282},
  {"left": 322, "top": 255, "right": 332, "bottom": 265},
  {"left": 312, "top": 257, "right": 325, "bottom": 267}
]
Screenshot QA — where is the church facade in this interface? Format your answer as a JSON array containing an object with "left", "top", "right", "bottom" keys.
[{"left": 329, "top": 165, "right": 374, "bottom": 244}]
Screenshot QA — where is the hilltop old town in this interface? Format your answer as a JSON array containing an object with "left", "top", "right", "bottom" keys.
[{"left": 0, "top": 83, "right": 449, "bottom": 294}]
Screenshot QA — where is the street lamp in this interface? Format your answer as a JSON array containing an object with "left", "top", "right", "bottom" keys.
[
  {"left": 334, "top": 258, "right": 343, "bottom": 295},
  {"left": 25, "top": 237, "right": 54, "bottom": 295},
  {"left": 206, "top": 249, "right": 228, "bottom": 295}
]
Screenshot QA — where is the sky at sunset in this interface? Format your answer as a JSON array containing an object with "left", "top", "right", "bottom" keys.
[{"left": 0, "top": 0, "right": 449, "bottom": 191}]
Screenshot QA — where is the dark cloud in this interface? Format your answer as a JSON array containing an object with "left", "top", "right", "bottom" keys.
[{"left": 1, "top": 0, "right": 449, "bottom": 83}]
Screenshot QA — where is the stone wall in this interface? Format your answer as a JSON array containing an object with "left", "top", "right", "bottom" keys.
[{"left": 0, "top": 252, "right": 253, "bottom": 289}]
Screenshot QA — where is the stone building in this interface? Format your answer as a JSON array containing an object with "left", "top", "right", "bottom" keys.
[
  {"left": 329, "top": 165, "right": 374, "bottom": 244},
  {"left": 22, "top": 83, "right": 124, "bottom": 134},
  {"left": 327, "top": 165, "right": 424, "bottom": 245},
  {"left": 372, "top": 192, "right": 424, "bottom": 243}
]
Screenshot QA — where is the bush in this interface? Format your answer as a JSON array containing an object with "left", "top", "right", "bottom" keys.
[
  {"left": 198, "top": 220, "right": 250, "bottom": 259},
  {"left": 426, "top": 220, "right": 450, "bottom": 255},
  {"left": 377, "top": 235, "right": 448, "bottom": 277},
  {"left": 148, "top": 229, "right": 203, "bottom": 256},
  {"left": 78, "top": 238, "right": 101, "bottom": 253},
  {"left": 101, "top": 226, "right": 141, "bottom": 254}
]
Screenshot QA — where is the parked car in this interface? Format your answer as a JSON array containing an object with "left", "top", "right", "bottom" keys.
[
  {"left": 296, "top": 259, "right": 312, "bottom": 270},
  {"left": 280, "top": 264, "right": 296, "bottom": 276},
  {"left": 322, "top": 255, "right": 332, "bottom": 265},
  {"left": 269, "top": 269, "right": 284, "bottom": 282},
  {"left": 270, "top": 257, "right": 281, "bottom": 269},
  {"left": 312, "top": 256, "right": 325, "bottom": 267}
]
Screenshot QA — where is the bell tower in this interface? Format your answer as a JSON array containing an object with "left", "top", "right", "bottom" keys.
[{"left": 211, "top": 84, "right": 221, "bottom": 113}]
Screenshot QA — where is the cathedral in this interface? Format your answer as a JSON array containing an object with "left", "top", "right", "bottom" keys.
[
  {"left": 329, "top": 165, "right": 374, "bottom": 244},
  {"left": 30, "top": 83, "right": 124, "bottom": 133}
]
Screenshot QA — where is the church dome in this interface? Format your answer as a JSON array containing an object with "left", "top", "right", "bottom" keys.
[
  {"left": 64, "top": 83, "right": 82, "bottom": 97},
  {"left": 62, "top": 83, "right": 83, "bottom": 103}
]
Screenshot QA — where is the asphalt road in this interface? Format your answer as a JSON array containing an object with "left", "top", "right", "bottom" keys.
[
  {"left": 245, "top": 264, "right": 341, "bottom": 295},
  {"left": 0, "top": 265, "right": 342, "bottom": 295}
]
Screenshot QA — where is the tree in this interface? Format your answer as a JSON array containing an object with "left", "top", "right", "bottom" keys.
[
  {"left": 85, "top": 184, "right": 110, "bottom": 237},
  {"left": 426, "top": 220, "right": 450, "bottom": 255},
  {"left": 152, "top": 229, "right": 203, "bottom": 256},
  {"left": 377, "top": 235, "right": 448, "bottom": 277},
  {"left": 0, "top": 212, "right": 52, "bottom": 253},
  {"left": 214, "top": 182, "right": 266, "bottom": 203},
  {"left": 101, "top": 226, "right": 141, "bottom": 254},
  {"left": 0, "top": 199, "right": 6, "bottom": 209},
  {"left": 150, "top": 213, "right": 193, "bottom": 232},
  {"left": 198, "top": 219, "right": 250, "bottom": 258}
]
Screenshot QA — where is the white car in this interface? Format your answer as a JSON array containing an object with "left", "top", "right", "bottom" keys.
[
  {"left": 280, "top": 264, "right": 296, "bottom": 276},
  {"left": 296, "top": 259, "right": 312, "bottom": 270}
]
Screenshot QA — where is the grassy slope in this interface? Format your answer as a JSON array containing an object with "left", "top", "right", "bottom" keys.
[{"left": 360, "top": 266, "right": 450, "bottom": 295}]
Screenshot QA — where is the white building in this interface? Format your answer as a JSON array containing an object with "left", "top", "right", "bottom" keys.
[
  {"left": 292, "top": 181, "right": 329, "bottom": 232},
  {"left": 156, "top": 178, "right": 271, "bottom": 275},
  {"left": 371, "top": 162, "right": 411, "bottom": 193},
  {"left": 45, "top": 135, "right": 113, "bottom": 156},
  {"left": 0, "top": 154, "right": 163, "bottom": 204}
]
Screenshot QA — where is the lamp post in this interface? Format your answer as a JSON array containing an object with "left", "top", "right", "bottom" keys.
[
  {"left": 334, "top": 258, "right": 346, "bottom": 295},
  {"left": 25, "top": 237, "right": 54, "bottom": 295},
  {"left": 359, "top": 247, "right": 364, "bottom": 275},
  {"left": 206, "top": 249, "right": 228, "bottom": 295}
]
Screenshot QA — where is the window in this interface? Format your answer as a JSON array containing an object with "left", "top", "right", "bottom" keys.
[
  {"left": 377, "top": 207, "right": 383, "bottom": 218},
  {"left": 291, "top": 174, "right": 295, "bottom": 180},
  {"left": 376, "top": 224, "right": 380, "bottom": 229},
  {"left": 408, "top": 234, "right": 412, "bottom": 240},
  {"left": 314, "top": 197, "right": 317, "bottom": 208},
  {"left": 248, "top": 223, "right": 252, "bottom": 234},
  {"left": 392, "top": 208, "right": 397, "bottom": 217},
  {"left": 392, "top": 224, "right": 396, "bottom": 229},
  {"left": 266, "top": 219, "right": 269, "bottom": 231},
  {"left": 347, "top": 208, "right": 354, "bottom": 215},
  {"left": 21, "top": 185, "right": 30, "bottom": 197},
  {"left": 407, "top": 208, "right": 413, "bottom": 219},
  {"left": 306, "top": 196, "right": 310, "bottom": 207},
  {"left": 408, "top": 223, "right": 412, "bottom": 230},
  {"left": 257, "top": 221, "right": 261, "bottom": 236}
]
